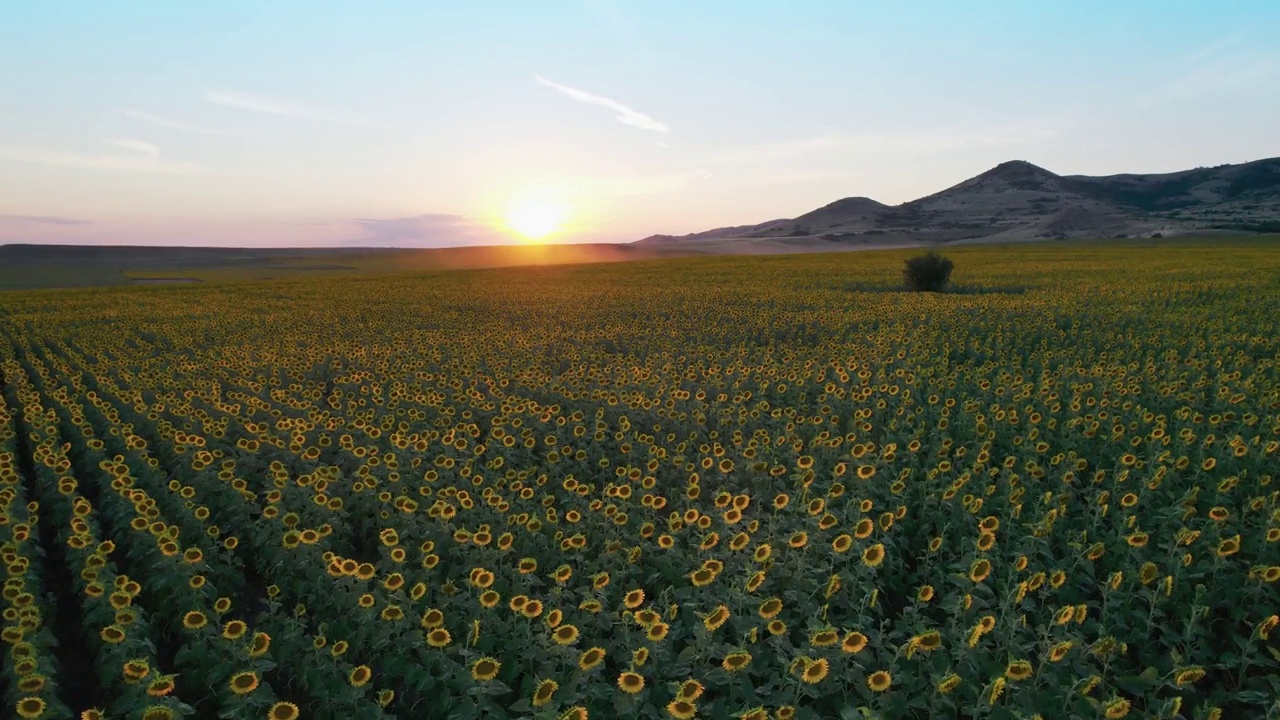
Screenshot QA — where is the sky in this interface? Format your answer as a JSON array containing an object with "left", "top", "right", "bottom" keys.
[{"left": 2, "top": 0, "right": 1279, "bottom": 248}]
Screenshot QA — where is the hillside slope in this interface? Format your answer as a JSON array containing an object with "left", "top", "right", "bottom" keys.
[{"left": 640, "top": 157, "right": 1280, "bottom": 246}]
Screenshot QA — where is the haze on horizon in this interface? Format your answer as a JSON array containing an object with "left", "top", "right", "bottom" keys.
[{"left": 2, "top": 0, "right": 1278, "bottom": 249}]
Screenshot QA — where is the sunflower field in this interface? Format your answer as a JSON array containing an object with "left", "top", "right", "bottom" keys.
[{"left": 1, "top": 241, "right": 1278, "bottom": 720}]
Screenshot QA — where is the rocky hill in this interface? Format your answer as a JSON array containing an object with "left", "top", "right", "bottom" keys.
[{"left": 637, "top": 157, "right": 1280, "bottom": 246}]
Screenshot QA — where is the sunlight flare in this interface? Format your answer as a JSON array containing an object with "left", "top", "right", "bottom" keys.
[{"left": 505, "top": 197, "right": 567, "bottom": 241}]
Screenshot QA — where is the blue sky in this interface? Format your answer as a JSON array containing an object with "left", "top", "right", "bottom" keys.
[{"left": 1, "top": 0, "right": 1278, "bottom": 247}]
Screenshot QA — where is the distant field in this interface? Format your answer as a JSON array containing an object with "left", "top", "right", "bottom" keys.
[
  {"left": 4, "top": 235, "right": 1273, "bottom": 291},
  {"left": 1, "top": 240, "right": 1278, "bottom": 720},
  {"left": 0, "top": 243, "right": 689, "bottom": 290}
]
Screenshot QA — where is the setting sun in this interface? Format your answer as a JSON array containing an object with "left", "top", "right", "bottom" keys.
[{"left": 506, "top": 198, "right": 566, "bottom": 241}]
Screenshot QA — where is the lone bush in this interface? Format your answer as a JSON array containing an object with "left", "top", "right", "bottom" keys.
[{"left": 903, "top": 251, "right": 954, "bottom": 292}]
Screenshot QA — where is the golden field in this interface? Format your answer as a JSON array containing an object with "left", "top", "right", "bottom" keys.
[{"left": 1, "top": 239, "right": 1278, "bottom": 720}]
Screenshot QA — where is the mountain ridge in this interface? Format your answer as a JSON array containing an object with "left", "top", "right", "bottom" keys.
[{"left": 637, "top": 157, "right": 1280, "bottom": 245}]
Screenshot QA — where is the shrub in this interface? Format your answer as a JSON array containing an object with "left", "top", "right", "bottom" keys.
[{"left": 903, "top": 251, "right": 953, "bottom": 292}]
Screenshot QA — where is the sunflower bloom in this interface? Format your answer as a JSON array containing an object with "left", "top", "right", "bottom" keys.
[
  {"left": 617, "top": 671, "right": 645, "bottom": 694},
  {"left": 867, "top": 670, "right": 892, "bottom": 692}
]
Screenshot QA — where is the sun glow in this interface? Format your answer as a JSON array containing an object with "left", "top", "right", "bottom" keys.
[{"left": 506, "top": 197, "right": 567, "bottom": 241}]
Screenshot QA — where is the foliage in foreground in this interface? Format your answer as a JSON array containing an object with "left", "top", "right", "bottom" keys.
[{"left": 1, "top": 242, "right": 1279, "bottom": 720}]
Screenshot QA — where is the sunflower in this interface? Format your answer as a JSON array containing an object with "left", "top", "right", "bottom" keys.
[
  {"left": 862, "top": 543, "right": 885, "bottom": 568},
  {"left": 722, "top": 651, "right": 751, "bottom": 672},
  {"left": 81, "top": 709, "right": 104, "bottom": 720},
  {"left": 123, "top": 659, "right": 151, "bottom": 683},
  {"left": 101, "top": 624, "right": 126, "bottom": 644},
  {"left": 677, "top": 679, "right": 704, "bottom": 701},
  {"left": 140, "top": 708, "right": 174, "bottom": 720},
  {"left": 1174, "top": 666, "right": 1206, "bottom": 686},
  {"left": 522, "top": 600, "right": 543, "bottom": 619},
  {"left": 182, "top": 611, "right": 208, "bottom": 630},
  {"left": 350, "top": 664, "right": 373, "bottom": 687},
  {"left": 269, "top": 702, "right": 301, "bottom": 720},
  {"left": 631, "top": 609, "right": 657, "bottom": 628},
  {"left": 937, "top": 674, "right": 961, "bottom": 694},
  {"left": 471, "top": 657, "right": 500, "bottom": 681},
  {"left": 867, "top": 670, "right": 892, "bottom": 692},
  {"left": 1005, "top": 660, "right": 1033, "bottom": 681},
  {"left": 913, "top": 631, "right": 942, "bottom": 652},
  {"left": 146, "top": 674, "right": 176, "bottom": 697},
  {"left": 16, "top": 697, "right": 45, "bottom": 719},
  {"left": 854, "top": 518, "right": 875, "bottom": 538},
  {"left": 617, "top": 671, "right": 645, "bottom": 694},
  {"left": 1048, "top": 641, "right": 1073, "bottom": 662},
  {"left": 800, "top": 657, "right": 829, "bottom": 684},
  {"left": 16, "top": 675, "right": 45, "bottom": 693},
  {"left": 579, "top": 646, "right": 605, "bottom": 671},
  {"left": 249, "top": 632, "right": 271, "bottom": 658},
  {"left": 840, "top": 630, "right": 868, "bottom": 653},
  {"left": 690, "top": 568, "right": 716, "bottom": 587},
  {"left": 624, "top": 589, "right": 646, "bottom": 609},
  {"left": 532, "top": 679, "right": 558, "bottom": 707},
  {"left": 426, "top": 628, "right": 452, "bottom": 647},
  {"left": 1103, "top": 698, "right": 1131, "bottom": 718},
  {"left": 969, "top": 559, "right": 992, "bottom": 582},
  {"left": 647, "top": 622, "right": 670, "bottom": 641},
  {"left": 229, "top": 671, "right": 260, "bottom": 695},
  {"left": 756, "top": 597, "right": 783, "bottom": 620},
  {"left": 666, "top": 700, "right": 697, "bottom": 719},
  {"left": 1217, "top": 535, "right": 1241, "bottom": 557},
  {"left": 559, "top": 708, "right": 588, "bottom": 720},
  {"left": 553, "top": 624, "right": 580, "bottom": 645},
  {"left": 222, "top": 620, "right": 248, "bottom": 640},
  {"left": 810, "top": 629, "right": 840, "bottom": 647},
  {"left": 703, "top": 605, "right": 730, "bottom": 632}
]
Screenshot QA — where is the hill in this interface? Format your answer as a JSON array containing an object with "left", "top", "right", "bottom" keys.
[{"left": 639, "top": 157, "right": 1280, "bottom": 246}]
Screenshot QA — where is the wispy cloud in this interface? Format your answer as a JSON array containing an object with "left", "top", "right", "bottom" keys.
[
  {"left": 0, "top": 140, "right": 207, "bottom": 175},
  {"left": 123, "top": 109, "right": 239, "bottom": 137},
  {"left": 0, "top": 214, "right": 93, "bottom": 226},
  {"left": 1141, "top": 33, "right": 1275, "bottom": 104},
  {"left": 534, "top": 75, "right": 668, "bottom": 132},
  {"left": 204, "top": 89, "right": 327, "bottom": 120},
  {"left": 105, "top": 139, "right": 160, "bottom": 158},
  {"left": 1185, "top": 31, "right": 1248, "bottom": 67},
  {"left": 1155, "top": 58, "right": 1275, "bottom": 102},
  {"left": 345, "top": 214, "right": 507, "bottom": 247}
]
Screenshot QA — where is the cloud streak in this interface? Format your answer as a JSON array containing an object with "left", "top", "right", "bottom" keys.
[
  {"left": 0, "top": 141, "right": 207, "bottom": 175},
  {"left": 105, "top": 139, "right": 161, "bottom": 158},
  {"left": 204, "top": 89, "right": 327, "bottom": 119},
  {"left": 535, "top": 75, "right": 668, "bottom": 132},
  {"left": 0, "top": 214, "right": 93, "bottom": 226},
  {"left": 345, "top": 214, "right": 507, "bottom": 247},
  {"left": 123, "top": 109, "right": 239, "bottom": 137}
]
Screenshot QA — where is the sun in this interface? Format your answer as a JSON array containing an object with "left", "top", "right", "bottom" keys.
[{"left": 506, "top": 198, "right": 566, "bottom": 241}]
